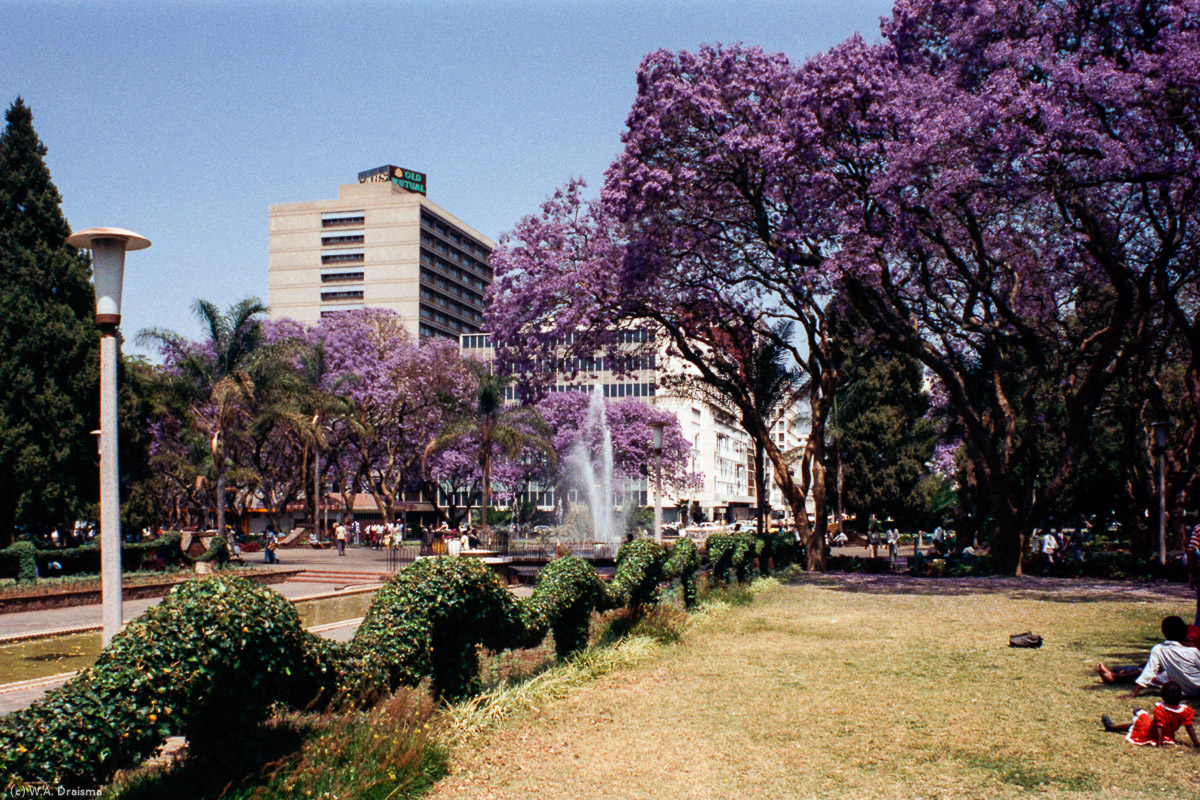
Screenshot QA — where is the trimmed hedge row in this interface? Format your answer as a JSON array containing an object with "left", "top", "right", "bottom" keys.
[
  {"left": 0, "top": 532, "right": 187, "bottom": 582},
  {"left": 0, "top": 578, "right": 338, "bottom": 787},
  {"left": 0, "top": 534, "right": 726, "bottom": 790}
]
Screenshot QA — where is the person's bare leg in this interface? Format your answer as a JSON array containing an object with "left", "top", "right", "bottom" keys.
[{"left": 1096, "top": 663, "right": 1142, "bottom": 684}]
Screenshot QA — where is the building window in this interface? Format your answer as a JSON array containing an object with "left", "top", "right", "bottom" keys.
[
  {"left": 322, "top": 252, "right": 364, "bottom": 264},
  {"left": 322, "top": 289, "right": 364, "bottom": 301},
  {"left": 322, "top": 232, "right": 364, "bottom": 245},
  {"left": 321, "top": 271, "right": 364, "bottom": 283},
  {"left": 321, "top": 211, "right": 365, "bottom": 227}
]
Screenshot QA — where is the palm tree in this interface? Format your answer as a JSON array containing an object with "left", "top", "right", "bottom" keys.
[
  {"left": 425, "top": 362, "right": 555, "bottom": 537},
  {"left": 138, "top": 298, "right": 270, "bottom": 542}
]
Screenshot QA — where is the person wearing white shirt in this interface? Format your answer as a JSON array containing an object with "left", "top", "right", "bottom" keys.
[{"left": 1097, "top": 616, "right": 1200, "bottom": 697}]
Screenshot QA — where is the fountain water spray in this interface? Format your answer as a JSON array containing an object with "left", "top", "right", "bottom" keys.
[{"left": 570, "top": 388, "right": 618, "bottom": 550}]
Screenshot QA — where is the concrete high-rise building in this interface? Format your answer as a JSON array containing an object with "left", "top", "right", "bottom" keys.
[{"left": 268, "top": 166, "right": 495, "bottom": 340}]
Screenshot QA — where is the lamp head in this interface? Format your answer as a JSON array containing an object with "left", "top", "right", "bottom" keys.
[
  {"left": 650, "top": 421, "right": 665, "bottom": 450},
  {"left": 65, "top": 227, "right": 151, "bottom": 326}
]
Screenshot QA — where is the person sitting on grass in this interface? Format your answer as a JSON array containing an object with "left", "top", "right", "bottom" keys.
[
  {"left": 1096, "top": 616, "right": 1200, "bottom": 696},
  {"left": 1101, "top": 681, "right": 1199, "bottom": 748}
]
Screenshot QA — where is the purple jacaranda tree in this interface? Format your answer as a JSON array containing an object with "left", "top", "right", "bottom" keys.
[
  {"left": 811, "top": 0, "right": 1200, "bottom": 570},
  {"left": 423, "top": 362, "right": 555, "bottom": 536},
  {"left": 489, "top": 46, "right": 842, "bottom": 568},
  {"left": 535, "top": 391, "right": 697, "bottom": 520},
  {"left": 316, "top": 309, "right": 475, "bottom": 527}
]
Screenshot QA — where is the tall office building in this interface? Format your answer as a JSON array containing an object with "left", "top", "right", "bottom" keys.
[{"left": 268, "top": 166, "right": 495, "bottom": 340}]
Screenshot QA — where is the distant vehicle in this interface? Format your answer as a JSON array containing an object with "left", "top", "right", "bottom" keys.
[{"left": 532, "top": 525, "right": 553, "bottom": 535}]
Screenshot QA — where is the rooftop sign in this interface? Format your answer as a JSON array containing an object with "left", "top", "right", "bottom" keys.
[{"left": 357, "top": 165, "right": 427, "bottom": 195}]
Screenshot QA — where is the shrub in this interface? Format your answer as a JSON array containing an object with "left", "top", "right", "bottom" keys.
[
  {"left": 2, "top": 537, "right": 777, "bottom": 792},
  {"left": 3, "top": 541, "right": 39, "bottom": 583},
  {"left": 705, "top": 531, "right": 756, "bottom": 584},
  {"left": 524, "top": 555, "right": 614, "bottom": 659},
  {"left": 192, "top": 535, "right": 229, "bottom": 565},
  {"left": 0, "top": 533, "right": 186, "bottom": 581},
  {"left": 663, "top": 537, "right": 701, "bottom": 608},
  {"left": 349, "top": 556, "right": 529, "bottom": 701},
  {"left": 610, "top": 537, "right": 668, "bottom": 611},
  {"left": 0, "top": 576, "right": 338, "bottom": 790}
]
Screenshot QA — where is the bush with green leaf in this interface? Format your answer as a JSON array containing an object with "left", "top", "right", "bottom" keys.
[
  {"left": 705, "top": 531, "right": 757, "bottom": 584},
  {"left": 2, "top": 537, "right": 782, "bottom": 792},
  {"left": 610, "top": 537, "right": 668, "bottom": 611},
  {"left": 0, "top": 576, "right": 338, "bottom": 790},
  {"left": 0, "top": 533, "right": 186, "bottom": 581},
  {"left": 524, "top": 554, "right": 614, "bottom": 658},
  {"left": 663, "top": 537, "right": 701, "bottom": 608},
  {"left": 192, "top": 534, "right": 229, "bottom": 565},
  {"left": 349, "top": 556, "right": 530, "bottom": 701},
  {"left": 3, "top": 540, "right": 38, "bottom": 583}
]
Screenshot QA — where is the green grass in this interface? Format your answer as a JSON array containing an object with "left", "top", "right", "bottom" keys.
[{"left": 426, "top": 574, "right": 1200, "bottom": 800}]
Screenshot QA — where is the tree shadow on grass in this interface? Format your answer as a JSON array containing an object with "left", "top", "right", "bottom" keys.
[{"left": 790, "top": 572, "right": 1192, "bottom": 605}]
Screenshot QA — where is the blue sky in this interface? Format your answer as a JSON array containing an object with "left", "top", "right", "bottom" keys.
[{"left": 3, "top": 0, "right": 893, "bottom": 353}]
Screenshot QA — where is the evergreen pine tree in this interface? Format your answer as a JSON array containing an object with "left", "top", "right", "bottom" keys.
[
  {"left": 0, "top": 97, "right": 98, "bottom": 546},
  {"left": 828, "top": 298, "right": 938, "bottom": 529}
]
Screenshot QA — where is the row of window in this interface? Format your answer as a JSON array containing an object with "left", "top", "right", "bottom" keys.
[
  {"left": 461, "top": 333, "right": 491, "bottom": 349},
  {"left": 420, "top": 268, "right": 483, "bottom": 306},
  {"left": 322, "top": 252, "right": 364, "bottom": 265},
  {"left": 420, "top": 303, "right": 478, "bottom": 334},
  {"left": 420, "top": 248, "right": 489, "bottom": 292},
  {"left": 321, "top": 212, "right": 365, "bottom": 228},
  {"left": 420, "top": 324, "right": 458, "bottom": 340},
  {"left": 420, "top": 210, "right": 490, "bottom": 260},
  {"left": 549, "top": 383, "right": 657, "bottom": 398},
  {"left": 322, "top": 232, "right": 364, "bottom": 245},
  {"left": 420, "top": 233, "right": 492, "bottom": 283},
  {"left": 419, "top": 287, "right": 485, "bottom": 324},
  {"left": 321, "top": 270, "right": 364, "bottom": 283},
  {"left": 322, "top": 289, "right": 364, "bottom": 301},
  {"left": 548, "top": 329, "right": 653, "bottom": 347}
]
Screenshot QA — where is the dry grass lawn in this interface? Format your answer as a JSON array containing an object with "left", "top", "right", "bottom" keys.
[{"left": 429, "top": 574, "right": 1200, "bottom": 800}]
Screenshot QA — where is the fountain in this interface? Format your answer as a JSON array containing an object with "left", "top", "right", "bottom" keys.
[{"left": 569, "top": 388, "right": 620, "bottom": 553}]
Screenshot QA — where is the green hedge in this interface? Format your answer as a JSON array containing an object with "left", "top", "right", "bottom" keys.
[
  {"left": 349, "top": 556, "right": 530, "bottom": 701},
  {"left": 0, "top": 532, "right": 186, "bottom": 582},
  {"left": 1, "top": 534, "right": 779, "bottom": 790},
  {"left": 0, "top": 577, "right": 337, "bottom": 789},
  {"left": 611, "top": 538, "right": 668, "bottom": 610},
  {"left": 706, "top": 531, "right": 758, "bottom": 584},
  {"left": 523, "top": 555, "right": 614, "bottom": 659},
  {"left": 3, "top": 541, "right": 39, "bottom": 583},
  {"left": 663, "top": 537, "right": 701, "bottom": 608}
]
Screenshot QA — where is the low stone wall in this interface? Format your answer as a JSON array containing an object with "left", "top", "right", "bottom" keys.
[{"left": 0, "top": 568, "right": 303, "bottom": 615}]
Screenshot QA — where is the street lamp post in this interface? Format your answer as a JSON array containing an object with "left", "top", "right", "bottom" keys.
[
  {"left": 651, "top": 422, "right": 665, "bottom": 544},
  {"left": 65, "top": 228, "right": 150, "bottom": 646},
  {"left": 1151, "top": 420, "right": 1171, "bottom": 567}
]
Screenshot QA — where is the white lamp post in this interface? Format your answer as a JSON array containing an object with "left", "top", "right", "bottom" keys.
[
  {"left": 65, "top": 228, "right": 150, "bottom": 646},
  {"left": 651, "top": 421, "right": 665, "bottom": 544}
]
